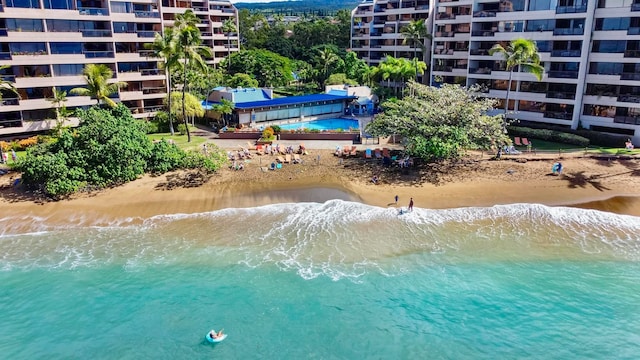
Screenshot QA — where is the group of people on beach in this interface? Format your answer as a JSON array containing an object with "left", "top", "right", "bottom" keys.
[
  {"left": 625, "top": 139, "right": 635, "bottom": 150},
  {"left": 1, "top": 149, "right": 17, "bottom": 164}
]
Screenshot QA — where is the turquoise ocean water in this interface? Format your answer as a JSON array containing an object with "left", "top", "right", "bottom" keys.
[{"left": 2, "top": 200, "right": 640, "bottom": 359}]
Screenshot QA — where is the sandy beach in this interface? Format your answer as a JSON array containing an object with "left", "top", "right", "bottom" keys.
[{"left": 1, "top": 146, "right": 640, "bottom": 225}]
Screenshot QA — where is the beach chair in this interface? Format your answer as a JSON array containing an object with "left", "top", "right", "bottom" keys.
[
  {"left": 374, "top": 148, "right": 382, "bottom": 159},
  {"left": 365, "top": 149, "right": 372, "bottom": 159},
  {"left": 350, "top": 146, "right": 357, "bottom": 156},
  {"left": 256, "top": 145, "right": 264, "bottom": 155},
  {"left": 514, "top": 137, "right": 523, "bottom": 146},
  {"left": 246, "top": 141, "right": 257, "bottom": 150},
  {"left": 522, "top": 138, "right": 530, "bottom": 146},
  {"left": 293, "top": 154, "right": 301, "bottom": 164},
  {"left": 382, "top": 148, "right": 390, "bottom": 158},
  {"left": 277, "top": 156, "right": 285, "bottom": 163},
  {"left": 285, "top": 154, "right": 292, "bottom": 163}
]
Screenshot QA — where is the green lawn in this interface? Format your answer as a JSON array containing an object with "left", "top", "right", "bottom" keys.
[
  {"left": 515, "top": 138, "right": 640, "bottom": 155},
  {"left": 147, "top": 130, "right": 207, "bottom": 151}
]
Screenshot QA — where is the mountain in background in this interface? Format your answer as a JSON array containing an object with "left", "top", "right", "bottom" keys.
[{"left": 234, "top": 0, "right": 361, "bottom": 15}]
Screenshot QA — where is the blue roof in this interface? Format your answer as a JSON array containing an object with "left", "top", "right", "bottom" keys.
[
  {"left": 229, "top": 88, "right": 271, "bottom": 103},
  {"left": 234, "top": 94, "right": 356, "bottom": 110},
  {"left": 327, "top": 89, "right": 348, "bottom": 96},
  {"left": 202, "top": 93, "right": 356, "bottom": 111}
]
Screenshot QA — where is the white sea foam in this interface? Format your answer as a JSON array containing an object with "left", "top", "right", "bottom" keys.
[{"left": 2, "top": 200, "right": 639, "bottom": 275}]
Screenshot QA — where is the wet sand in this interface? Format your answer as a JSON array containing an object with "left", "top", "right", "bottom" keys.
[{"left": 1, "top": 149, "right": 639, "bottom": 227}]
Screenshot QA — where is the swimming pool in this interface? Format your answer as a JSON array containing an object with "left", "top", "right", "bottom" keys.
[{"left": 278, "top": 118, "right": 359, "bottom": 131}]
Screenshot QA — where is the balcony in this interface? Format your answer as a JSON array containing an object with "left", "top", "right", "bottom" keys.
[
  {"left": 84, "top": 51, "right": 115, "bottom": 58},
  {"left": 624, "top": 50, "right": 640, "bottom": 58},
  {"left": 546, "top": 91, "right": 575, "bottom": 99},
  {"left": 81, "top": 29, "right": 112, "bottom": 37},
  {"left": 552, "top": 28, "right": 584, "bottom": 36},
  {"left": 469, "top": 67, "right": 492, "bottom": 74},
  {"left": 142, "top": 86, "right": 165, "bottom": 95},
  {"left": 556, "top": 5, "right": 586, "bottom": 14},
  {"left": 433, "top": 66, "right": 453, "bottom": 72},
  {"left": 473, "top": 11, "right": 496, "bottom": 17},
  {"left": 470, "top": 49, "right": 490, "bottom": 55},
  {"left": 435, "top": 31, "right": 455, "bottom": 37},
  {"left": 621, "top": 72, "right": 640, "bottom": 80},
  {"left": 0, "top": 52, "right": 9, "bottom": 60},
  {"left": 548, "top": 70, "right": 579, "bottom": 79},
  {"left": 471, "top": 30, "right": 495, "bottom": 37},
  {"left": 435, "top": 13, "right": 456, "bottom": 20},
  {"left": 614, "top": 115, "right": 640, "bottom": 125},
  {"left": 633, "top": 3, "right": 640, "bottom": 11},
  {"left": 0, "top": 97, "right": 20, "bottom": 106},
  {"left": 137, "top": 31, "right": 157, "bottom": 38},
  {"left": 78, "top": 7, "right": 109, "bottom": 16},
  {"left": 134, "top": 11, "right": 160, "bottom": 18},
  {"left": 138, "top": 49, "right": 156, "bottom": 57},
  {"left": 0, "top": 28, "right": 6, "bottom": 37},
  {"left": 628, "top": 27, "right": 640, "bottom": 35},
  {"left": 544, "top": 111, "right": 572, "bottom": 120},
  {"left": 550, "top": 49, "right": 581, "bottom": 57},
  {"left": 617, "top": 95, "right": 640, "bottom": 103},
  {"left": 141, "top": 69, "right": 164, "bottom": 76}
]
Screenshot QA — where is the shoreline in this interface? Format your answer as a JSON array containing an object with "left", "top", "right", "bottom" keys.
[{"left": 1, "top": 149, "right": 640, "bottom": 226}]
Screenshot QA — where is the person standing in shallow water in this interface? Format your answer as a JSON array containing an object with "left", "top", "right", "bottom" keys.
[
  {"left": 395, "top": 195, "right": 399, "bottom": 204},
  {"left": 408, "top": 198, "right": 414, "bottom": 212}
]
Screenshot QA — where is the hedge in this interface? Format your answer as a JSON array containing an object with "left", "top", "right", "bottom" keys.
[
  {"left": 511, "top": 123, "right": 630, "bottom": 148},
  {"left": 508, "top": 126, "right": 590, "bottom": 147}
]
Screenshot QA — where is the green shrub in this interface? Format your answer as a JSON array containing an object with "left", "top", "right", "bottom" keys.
[
  {"left": 145, "top": 120, "right": 161, "bottom": 134},
  {"left": 146, "top": 140, "right": 186, "bottom": 173},
  {"left": 270, "top": 125, "right": 281, "bottom": 134},
  {"left": 508, "top": 126, "right": 590, "bottom": 147},
  {"left": 309, "top": 129, "right": 321, "bottom": 133},
  {"left": 177, "top": 123, "right": 187, "bottom": 135},
  {"left": 511, "top": 123, "right": 629, "bottom": 147},
  {"left": 262, "top": 127, "right": 275, "bottom": 141},
  {"left": 17, "top": 105, "right": 153, "bottom": 198}
]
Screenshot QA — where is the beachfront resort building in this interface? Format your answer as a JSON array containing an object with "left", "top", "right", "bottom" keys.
[
  {"left": 0, "top": 0, "right": 238, "bottom": 136},
  {"left": 350, "top": 0, "right": 433, "bottom": 85},
  {"left": 202, "top": 86, "right": 360, "bottom": 127},
  {"left": 351, "top": 0, "right": 640, "bottom": 143}
]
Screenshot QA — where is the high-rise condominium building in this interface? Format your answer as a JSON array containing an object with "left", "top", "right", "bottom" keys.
[
  {"left": 0, "top": 0, "right": 238, "bottom": 136},
  {"left": 352, "top": 0, "right": 640, "bottom": 144}
]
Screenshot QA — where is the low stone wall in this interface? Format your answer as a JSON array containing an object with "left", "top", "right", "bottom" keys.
[
  {"left": 218, "top": 131, "right": 360, "bottom": 142},
  {"left": 279, "top": 133, "right": 359, "bottom": 141},
  {"left": 218, "top": 132, "right": 261, "bottom": 139}
]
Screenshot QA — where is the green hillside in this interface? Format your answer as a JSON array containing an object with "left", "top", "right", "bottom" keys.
[{"left": 234, "top": 0, "right": 361, "bottom": 15}]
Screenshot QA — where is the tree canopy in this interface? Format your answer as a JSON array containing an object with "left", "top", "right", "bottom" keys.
[
  {"left": 365, "top": 82, "right": 508, "bottom": 161},
  {"left": 16, "top": 105, "right": 225, "bottom": 198},
  {"left": 223, "top": 49, "right": 294, "bottom": 87}
]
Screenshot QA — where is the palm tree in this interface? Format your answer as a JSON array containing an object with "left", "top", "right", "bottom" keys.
[
  {"left": 146, "top": 27, "right": 180, "bottom": 135},
  {"left": 175, "top": 10, "right": 213, "bottom": 142},
  {"left": 400, "top": 19, "right": 432, "bottom": 81},
  {"left": 70, "top": 64, "right": 127, "bottom": 108},
  {"left": 489, "top": 38, "right": 544, "bottom": 121},
  {"left": 212, "top": 98, "right": 235, "bottom": 126},
  {"left": 222, "top": 19, "right": 237, "bottom": 72},
  {"left": 48, "top": 86, "right": 68, "bottom": 135},
  {"left": 0, "top": 65, "right": 19, "bottom": 164},
  {"left": 0, "top": 65, "right": 19, "bottom": 101},
  {"left": 315, "top": 49, "right": 340, "bottom": 85}
]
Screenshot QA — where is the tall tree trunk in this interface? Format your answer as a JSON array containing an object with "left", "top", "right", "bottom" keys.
[
  {"left": 167, "top": 68, "right": 174, "bottom": 135},
  {"left": 414, "top": 40, "right": 419, "bottom": 81},
  {"left": 504, "top": 69, "right": 514, "bottom": 126},
  {"left": 183, "top": 60, "right": 191, "bottom": 142},
  {"left": 227, "top": 34, "right": 231, "bottom": 72}
]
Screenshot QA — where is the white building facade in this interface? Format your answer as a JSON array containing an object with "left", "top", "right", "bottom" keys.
[
  {"left": 0, "top": 0, "right": 238, "bottom": 136},
  {"left": 352, "top": 0, "right": 640, "bottom": 143}
]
